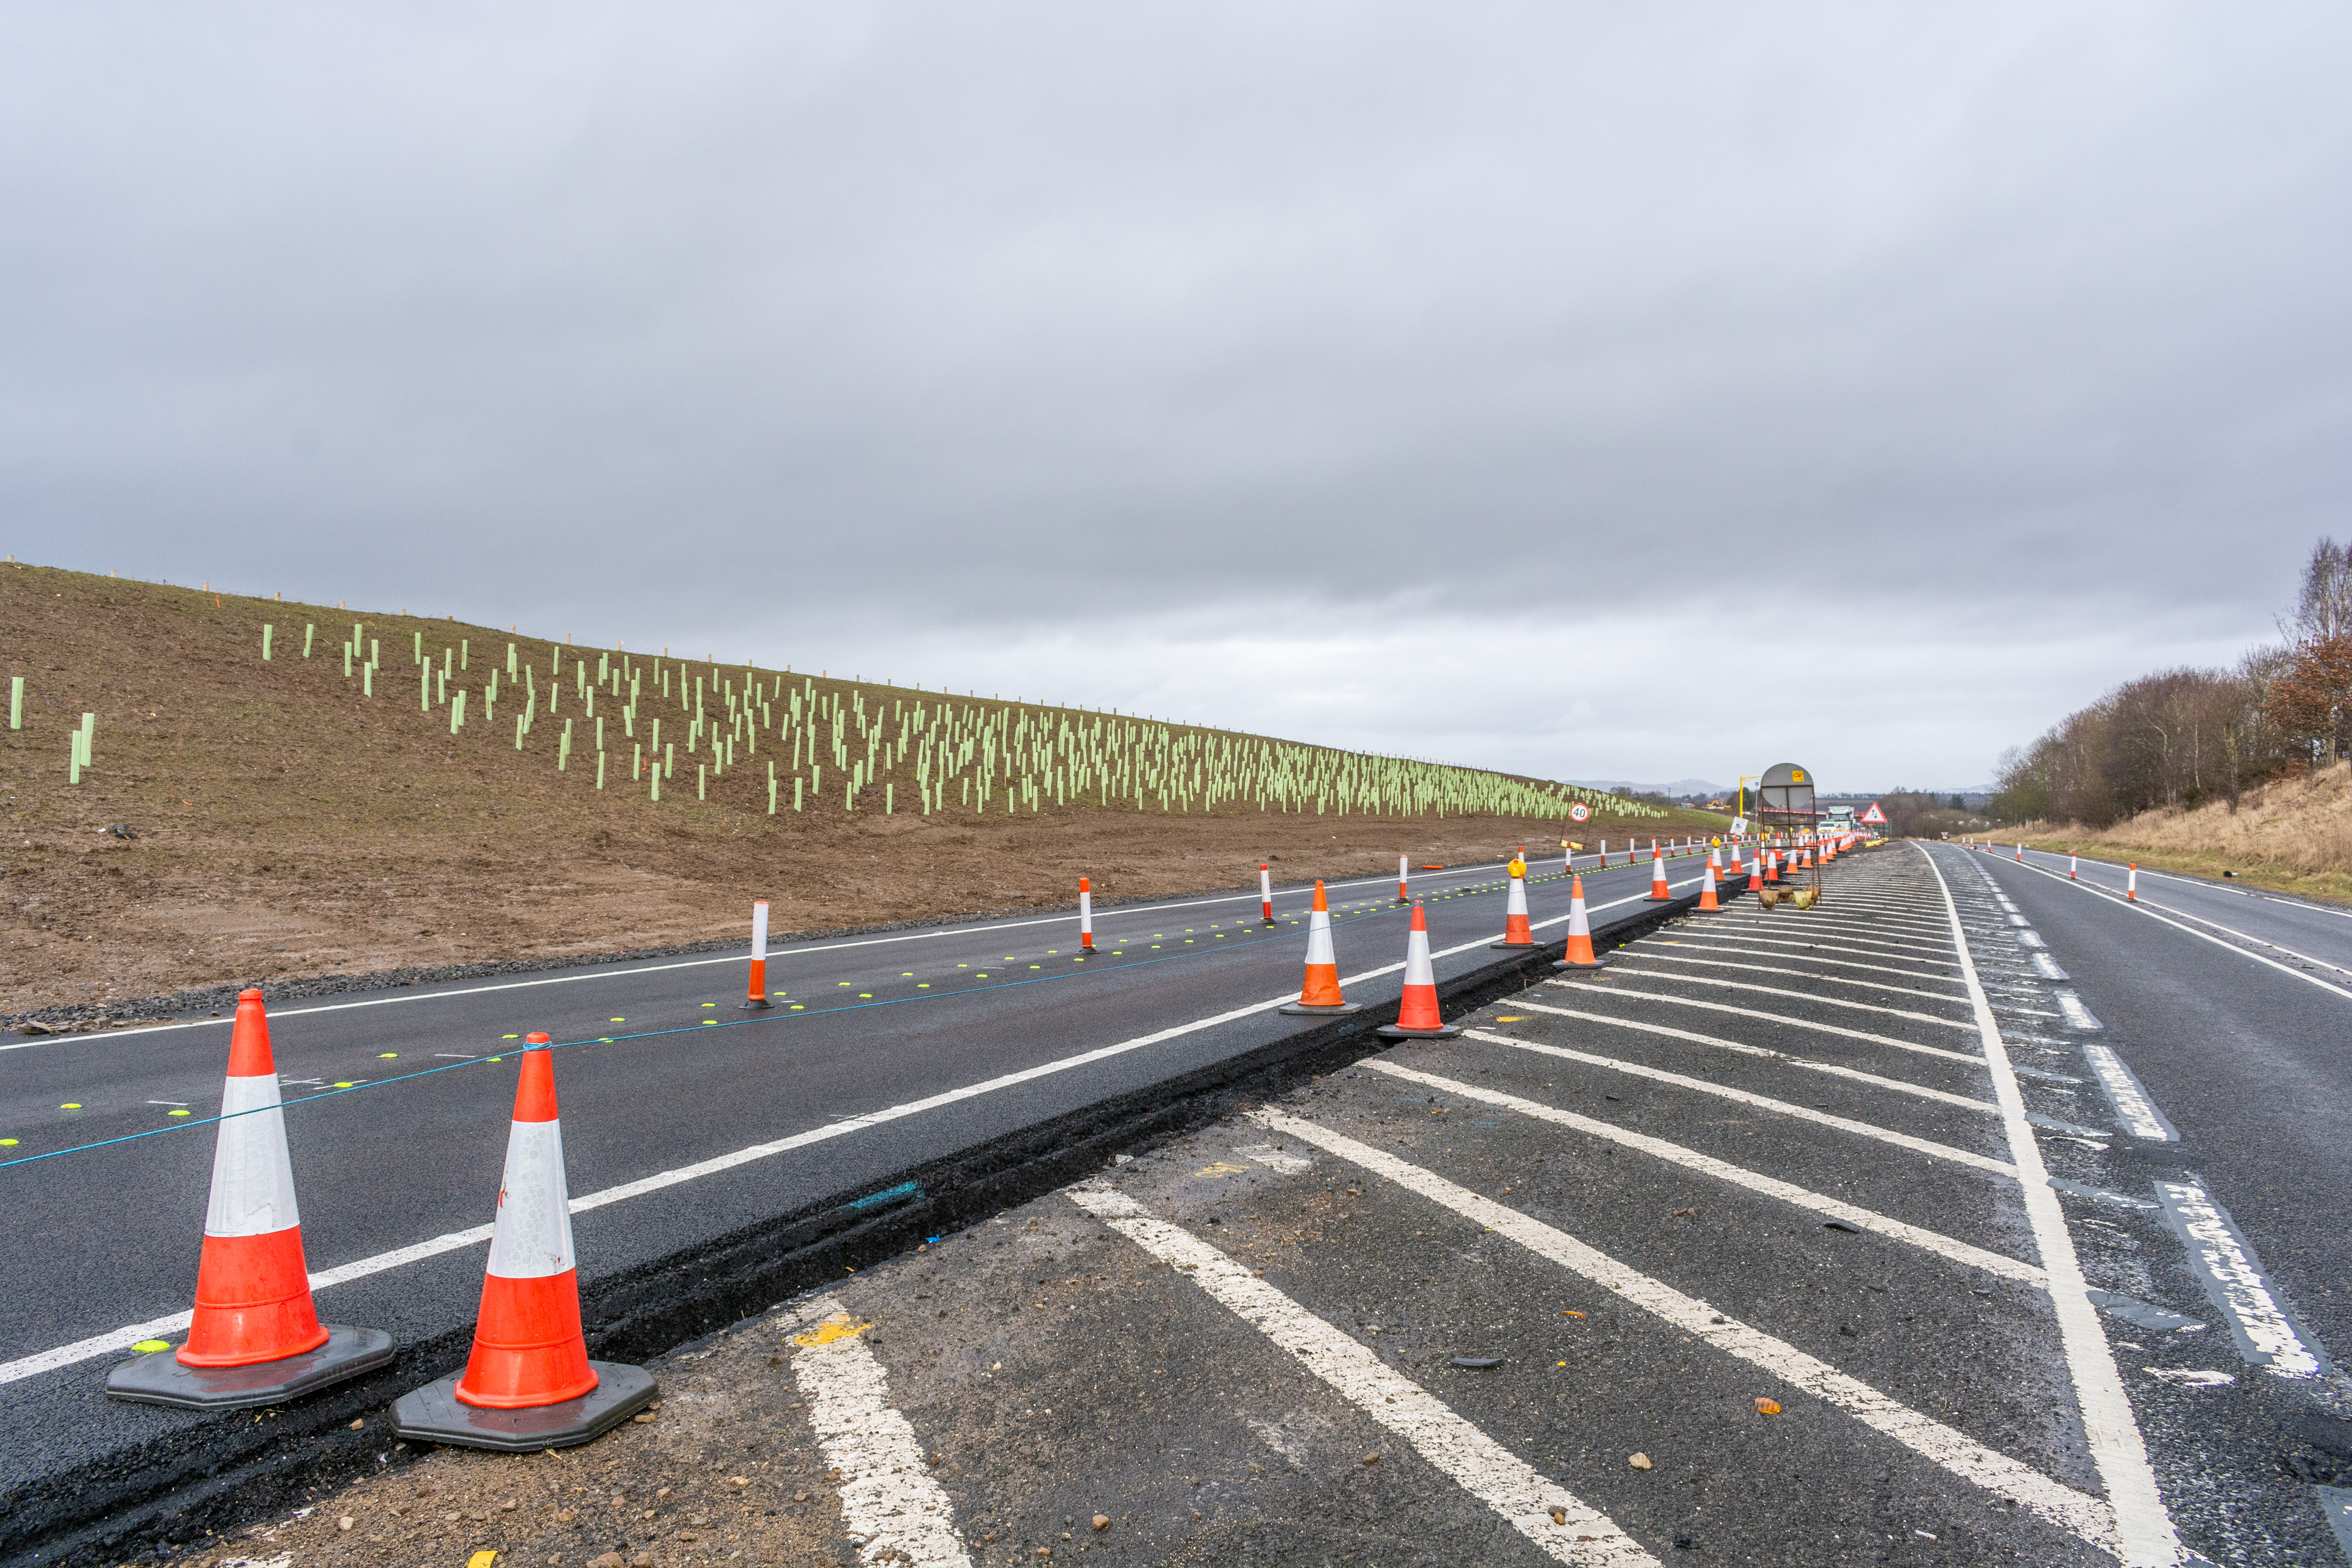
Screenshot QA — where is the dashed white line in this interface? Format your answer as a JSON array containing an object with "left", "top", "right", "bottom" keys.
[
  {"left": 1243, "top": 1107, "right": 2117, "bottom": 1552},
  {"left": 1920, "top": 846, "right": 2181, "bottom": 1567},
  {"left": 1068, "top": 1182, "right": 1658, "bottom": 1566},
  {"left": 2151, "top": 1177, "right": 2328, "bottom": 1380},
  {"left": 2079, "top": 1046, "right": 2176, "bottom": 1142}
]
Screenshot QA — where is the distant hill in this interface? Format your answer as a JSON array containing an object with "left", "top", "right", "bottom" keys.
[{"left": 1567, "top": 777, "right": 1728, "bottom": 800}]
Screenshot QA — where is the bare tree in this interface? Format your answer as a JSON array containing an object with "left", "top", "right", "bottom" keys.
[{"left": 2283, "top": 537, "right": 2352, "bottom": 642}]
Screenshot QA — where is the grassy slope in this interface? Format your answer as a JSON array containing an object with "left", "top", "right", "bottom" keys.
[
  {"left": 2009, "top": 761, "right": 2352, "bottom": 905},
  {"left": 0, "top": 562, "right": 1722, "bottom": 1016}
]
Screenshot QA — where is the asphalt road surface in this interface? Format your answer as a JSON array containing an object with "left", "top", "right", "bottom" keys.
[
  {"left": 22, "top": 839, "right": 2350, "bottom": 1568},
  {"left": 1, "top": 839, "right": 1729, "bottom": 1560}
]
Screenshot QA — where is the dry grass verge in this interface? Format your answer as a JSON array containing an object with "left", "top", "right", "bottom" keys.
[{"left": 2009, "top": 761, "right": 2352, "bottom": 906}]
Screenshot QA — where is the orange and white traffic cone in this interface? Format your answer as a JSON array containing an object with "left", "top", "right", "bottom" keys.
[
  {"left": 1079, "top": 878, "right": 1094, "bottom": 951},
  {"left": 2127, "top": 864, "right": 2138, "bottom": 901},
  {"left": 742, "top": 900, "right": 771, "bottom": 1009},
  {"left": 1376, "top": 904, "right": 1462, "bottom": 1039},
  {"left": 1552, "top": 876, "right": 1605, "bottom": 971},
  {"left": 1491, "top": 856, "right": 1537, "bottom": 949},
  {"left": 1647, "top": 844, "right": 1671, "bottom": 901},
  {"left": 394, "top": 1036, "right": 657, "bottom": 1450},
  {"left": 1279, "top": 881, "right": 1361, "bottom": 1015},
  {"left": 107, "top": 989, "right": 392, "bottom": 1410},
  {"left": 1764, "top": 849, "right": 1780, "bottom": 884},
  {"left": 1261, "top": 862, "right": 1275, "bottom": 924},
  {"left": 1697, "top": 856, "right": 1720, "bottom": 912}
]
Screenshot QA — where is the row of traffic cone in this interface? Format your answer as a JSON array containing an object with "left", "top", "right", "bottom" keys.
[{"left": 106, "top": 991, "right": 655, "bottom": 1450}]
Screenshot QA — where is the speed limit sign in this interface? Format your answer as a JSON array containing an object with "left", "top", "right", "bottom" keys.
[{"left": 1568, "top": 803, "right": 1590, "bottom": 823}]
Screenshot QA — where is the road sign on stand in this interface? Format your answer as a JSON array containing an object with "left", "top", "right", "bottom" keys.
[{"left": 1858, "top": 802, "right": 1887, "bottom": 826}]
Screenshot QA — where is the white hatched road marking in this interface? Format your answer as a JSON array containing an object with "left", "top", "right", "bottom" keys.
[
  {"left": 1654, "top": 938, "right": 1963, "bottom": 984},
  {"left": 1617, "top": 951, "right": 1975, "bottom": 1005},
  {"left": 1503, "top": 1001, "right": 1994, "bottom": 1113},
  {"left": 788, "top": 1302, "right": 974, "bottom": 1567},
  {"left": 0, "top": 873, "right": 1710, "bottom": 1385},
  {"left": 1542, "top": 981, "right": 1986, "bottom": 1065},
  {"left": 1067, "top": 1182, "right": 1659, "bottom": 1566},
  {"left": 1460, "top": 1028, "right": 2016, "bottom": 1176},
  {"left": 1365, "top": 1059, "right": 2040, "bottom": 1284},
  {"left": 1563, "top": 970, "right": 1981, "bottom": 1032},
  {"left": 1243, "top": 1108, "right": 2118, "bottom": 1551},
  {"left": 2150, "top": 1177, "right": 2327, "bottom": 1380},
  {"left": 1918, "top": 846, "right": 2181, "bottom": 1566},
  {"left": 2079, "top": 1045, "right": 2177, "bottom": 1142},
  {"left": 1708, "top": 917, "right": 1958, "bottom": 957}
]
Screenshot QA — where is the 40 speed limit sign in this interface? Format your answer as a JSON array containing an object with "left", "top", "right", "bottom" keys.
[{"left": 1568, "top": 803, "right": 1591, "bottom": 823}]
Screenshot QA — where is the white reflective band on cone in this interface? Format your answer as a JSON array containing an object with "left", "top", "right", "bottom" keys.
[
  {"left": 751, "top": 902, "right": 770, "bottom": 962},
  {"left": 485, "top": 1119, "right": 577, "bottom": 1279},
  {"left": 204, "top": 1074, "right": 301, "bottom": 1238},
  {"left": 1404, "top": 927, "right": 1437, "bottom": 988},
  {"left": 1304, "top": 913, "right": 1336, "bottom": 967}
]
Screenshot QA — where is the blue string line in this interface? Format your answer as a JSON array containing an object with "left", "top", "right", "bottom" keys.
[{"left": 1, "top": 870, "right": 1549, "bottom": 1172}]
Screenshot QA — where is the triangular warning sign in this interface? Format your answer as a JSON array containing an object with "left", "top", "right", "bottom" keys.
[{"left": 1858, "top": 802, "right": 1888, "bottom": 825}]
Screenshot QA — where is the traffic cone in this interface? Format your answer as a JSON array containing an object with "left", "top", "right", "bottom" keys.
[
  {"left": 1697, "top": 857, "right": 1720, "bottom": 912},
  {"left": 1376, "top": 904, "right": 1463, "bottom": 1040},
  {"left": 393, "top": 1036, "right": 657, "bottom": 1451},
  {"left": 1552, "top": 876, "right": 1605, "bottom": 970},
  {"left": 1260, "top": 862, "right": 1275, "bottom": 925},
  {"left": 2015, "top": 843, "right": 2024, "bottom": 863},
  {"left": 107, "top": 989, "right": 392, "bottom": 1410},
  {"left": 1647, "top": 844, "right": 1671, "bottom": 901},
  {"left": 1764, "top": 849, "right": 1780, "bottom": 884},
  {"left": 1279, "top": 881, "right": 1361, "bottom": 1015},
  {"left": 2070, "top": 853, "right": 2078, "bottom": 880},
  {"left": 1490, "top": 856, "right": 1537, "bottom": 949},
  {"left": 2127, "top": 864, "right": 2138, "bottom": 901},
  {"left": 741, "top": 900, "right": 771, "bottom": 1009},
  {"left": 1079, "top": 878, "right": 1094, "bottom": 951},
  {"left": 1397, "top": 854, "right": 1409, "bottom": 904}
]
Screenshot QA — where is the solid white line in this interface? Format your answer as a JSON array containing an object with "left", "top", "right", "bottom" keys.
[
  {"left": 1459, "top": 1029, "right": 2015, "bottom": 1176},
  {"left": 1561, "top": 970, "right": 1980, "bottom": 1033},
  {"left": 789, "top": 1307, "right": 973, "bottom": 1566},
  {"left": 1503, "top": 1002, "right": 1994, "bottom": 1112},
  {"left": 1068, "top": 1182, "right": 1657, "bottom": 1566},
  {"left": 1244, "top": 1109, "right": 2116, "bottom": 1551},
  {"left": 1918, "top": 845, "right": 2180, "bottom": 1566},
  {"left": 1994, "top": 855, "right": 2352, "bottom": 1005},
  {"left": 1617, "top": 951, "right": 1974, "bottom": 1006},
  {"left": 2018, "top": 846, "right": 2352, "bottom": 922},
  {"left": 0, "top": 874, "right": 1709, "bottom": 1386},
  {"left": 1363, "top": 1060, "right": 2036, "bottom": 1282},
  {"left": 1652, "top": 938, "right": 1962, "bottom": 984},
  {"left": 0, "top": 858, "right": 1545, "bottom": 1050},
  {"left": 1539, "top": 981, "right": 1986, "bottom": 1065}
]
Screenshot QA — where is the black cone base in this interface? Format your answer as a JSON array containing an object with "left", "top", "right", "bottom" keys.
[
  {"left": 739, "top": 997, "right": 772, "bottom": 1010},
  {"left": 1488, "top": 940, "right": 1539, "bottom": 951},
  {"left": 1552, "top": 957, "right": 1607, "bottom": 971},
  {"left": 1278, "top": 1001, "right": 1363, "bottom": 1016},
  {"left": 1375, "top": 1023, "right": 1463, "bottom": 1040},
  {"left": 105, "top": 1325, "right": 394, "bottom": 1411},
  {"left": 393, "top": 1362, "right": 658, "bottom": 1452}
]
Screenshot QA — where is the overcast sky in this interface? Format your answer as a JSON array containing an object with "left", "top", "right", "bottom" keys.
[{"left": 5, "top": 5, "right": 2347, "bottom": 791}]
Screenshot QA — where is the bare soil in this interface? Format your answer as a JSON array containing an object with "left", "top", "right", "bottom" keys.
[{"left": 1, "top": 563, "right": 1712, "bottom": 1020}]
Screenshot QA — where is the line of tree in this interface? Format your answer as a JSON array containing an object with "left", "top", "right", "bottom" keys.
[{"left": 1990, "top": 540, "right": 2352, "bottom": 826}]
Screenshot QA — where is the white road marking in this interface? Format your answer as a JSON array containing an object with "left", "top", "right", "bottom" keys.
[
  {"left": 1460, "top": 1028, "right": 2015, "bottom": 1176},
  {"left": 1656, "top": 939, "right": 1963, "bottom": 984},
  {"left": 2053, "top": 991, "right": 2104, "bottom": 1032},
  {"left": 2151, "top": 1178, "right": 2328, "bottom": 1380},
  {"left": 1709, "top": 921, "right": 1960, "bottom": 960},
  {"left": 1364, "top": 1060, "right": 2038, "bottom": 1283},
  {"left": 1501, "top": 1001, "right": 1994, "bottom": 1113},
  {"left": 0, "top": 874, "right": 1705, "bottom": 1385},
  {"left": 2080, "top": 1046, "right": 2176, "bottom": 1142},
  {"left": 789, "top": 1306, "right": 973, "bottom": 1566},
  {"left": 1617, "top": 951, "right": 1975, "bottom": 1006},
  {"left": 1559, "top": 970, "right": 1980, "bottom": 1033},
  {"left": 1918, "top": 846, "right": 2182, "bottom": 1567},
  {"left": 1540, "top": 982, "right": 1986, "bottom": 1065},
  {"left": 1234, "top": 1142, "right": 1314, "bottom": 1174},
  {"left": 2140, "top": 1368, "right": 2235, "bottom": 1388},
  {"left": 1992, "top": 855, "right": 2352, "bottom": 1005},
  {"left": 1242, "top": 1109, "right": 2117, "bottom": 1552},
  {"left": 1068, "top": 1182, "right": 1658, "bottom": 1566}
]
